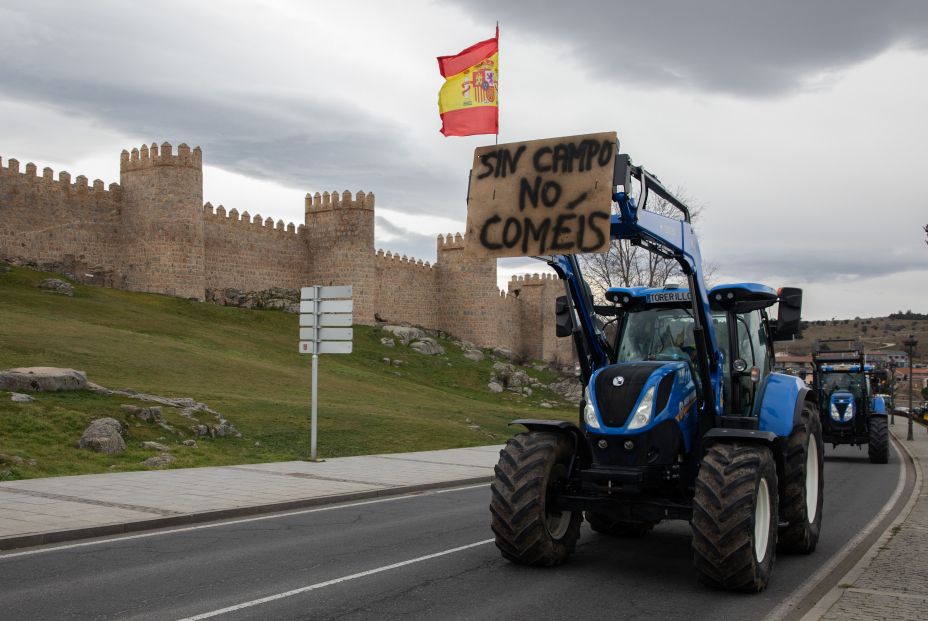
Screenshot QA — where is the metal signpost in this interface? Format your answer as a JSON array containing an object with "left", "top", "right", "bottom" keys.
[{"left": 299, "top": 285, "right": 353, "bottom": 460}]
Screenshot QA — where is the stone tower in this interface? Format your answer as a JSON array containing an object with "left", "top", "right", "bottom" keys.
[
  {"left": 303, "top": 190, "right": 376, "bottom": 323},
  {"left": 434, "top": 233, "right": 499, "bottom": 346},
  {"left": 118, "top": 142, "right": 205, "bottom": 300}
]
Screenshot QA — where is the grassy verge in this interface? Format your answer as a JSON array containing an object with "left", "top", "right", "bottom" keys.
[{"left": 0, "top": 265, "right": 574, "bottom": 479}]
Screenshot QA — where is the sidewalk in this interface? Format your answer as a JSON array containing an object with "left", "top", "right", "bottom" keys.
[
  {"left": 810, "top": 418, "right": 928, "bottom": 621},
  {"left": 0, "top": 445, "right": 502, "bottom": 551}
]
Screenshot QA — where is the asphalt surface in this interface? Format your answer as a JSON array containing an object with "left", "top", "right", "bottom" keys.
[{"left": 0, "top": 443, "right": 904, "bottom": 621}]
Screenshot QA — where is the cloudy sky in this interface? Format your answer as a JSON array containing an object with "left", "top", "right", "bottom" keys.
[{"left": 1, "top": 0, "right": 926, "bottom": 319}]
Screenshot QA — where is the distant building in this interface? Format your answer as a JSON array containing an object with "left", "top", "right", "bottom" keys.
[{"left": 867, "top": 350, "right": 909, "bottom": 368}]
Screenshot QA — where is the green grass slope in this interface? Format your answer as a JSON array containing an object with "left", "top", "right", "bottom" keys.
[{"left": 0, "top": 265, "right": 573, "bottom": 479}]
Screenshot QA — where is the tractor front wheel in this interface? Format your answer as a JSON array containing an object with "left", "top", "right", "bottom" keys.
[
  {"left": 779, "top": 401, "right": 824, "bottom": 554},
  {"left": 868, "top": 416, "right": 889, "bottom": 464},
  {"left": 692, "top": 443, "right": 778, "bottom": 592},
  {"left": 490, "top": 431, "right": 581, "bottom": 566}
]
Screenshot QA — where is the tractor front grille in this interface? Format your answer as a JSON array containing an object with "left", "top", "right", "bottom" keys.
[{"left": 594, "top": 362, "right": 665, "bottom": 428}]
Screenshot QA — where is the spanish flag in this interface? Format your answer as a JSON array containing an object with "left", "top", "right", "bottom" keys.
[{"left": 437, "top": 28, "right": 499, "bottom": 137}]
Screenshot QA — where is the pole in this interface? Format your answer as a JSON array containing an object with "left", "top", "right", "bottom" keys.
[
  {"left": 311, "top": 284, "right": 320, "bottom": 460},
  {"left": 311, "top": 352, "right": 318, "bottom": 460},
  {"left": 908, "top": 352, "right": 915, "bottom": 441},
  {"left": 890, "top": 370, "right": 895, "bottom": 425}
]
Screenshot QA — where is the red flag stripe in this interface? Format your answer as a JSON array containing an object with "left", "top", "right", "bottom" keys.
[
  {"left": 439, "top": 106, "right": 498, "bottom": 137},
  {"left": 436, "top": 28, "right": 498, "bottom": 78}
]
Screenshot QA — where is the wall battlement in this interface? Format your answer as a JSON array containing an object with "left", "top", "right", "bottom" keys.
[
  {"left": 304, "top": 190, "right": 374, "bottom": 212},
  {"left": 0, "top": 141, "right": 569, "bottom": 362},
  {"left": 0, "top": 157, "right": 121, "bottom": 198},
  {"left": 120, "top": 142, "right": 203, "bottom": 173},
  {"left": 203, "top": 203, "right": 302, "bottom": 235},
  {"left": 436, "top": 232, "right": 465, "bottom": 251}
]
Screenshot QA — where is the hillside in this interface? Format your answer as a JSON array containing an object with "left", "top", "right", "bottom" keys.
[
  {"left": 0, "top": 264, "right": 574, "bottom": 480},
  {"left": 775, "top": 316, "right": 928, "bottom": 363}
]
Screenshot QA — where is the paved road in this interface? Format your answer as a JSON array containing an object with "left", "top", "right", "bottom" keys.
[{"left": 0, "top": 444, "right": 904, "bottom": 621}]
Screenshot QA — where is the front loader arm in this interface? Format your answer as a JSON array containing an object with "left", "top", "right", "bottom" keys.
[{"left": 548, "top": 154, "right": 721, "bottom": 421}]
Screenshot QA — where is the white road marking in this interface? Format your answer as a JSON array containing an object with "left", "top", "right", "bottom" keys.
[
  {"left": 762, "top": 438, "right": 908, "bottom": 621},
  {"left": 0, "top": 483, "right": 489, "bottom": 560},
  {"left": 177, "top": 539, "right": 496, "bottom": 620}
]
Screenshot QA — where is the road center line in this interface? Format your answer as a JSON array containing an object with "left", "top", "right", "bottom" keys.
[
  {"left": 0, "top": 483, "right": 489, "bottom": 560},
  {"left": 177, "top": 539, "right": 496, "bottom": 620}
]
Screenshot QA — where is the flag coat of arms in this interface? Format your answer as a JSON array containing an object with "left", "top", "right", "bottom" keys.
[{"left": 437, "top": 28, "right": 499, "bottom": 137}]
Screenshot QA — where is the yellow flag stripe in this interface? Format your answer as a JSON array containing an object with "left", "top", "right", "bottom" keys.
[{"left": 438, "top": 52, "right": 498, "bottom": 114}]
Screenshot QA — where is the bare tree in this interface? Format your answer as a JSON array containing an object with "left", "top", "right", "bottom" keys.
[
  {"left": 579, "top": 191, "right": 717, "bottom": 301},
  {"left": 923, "top": 223, "right": 927, "bottom": 246}
]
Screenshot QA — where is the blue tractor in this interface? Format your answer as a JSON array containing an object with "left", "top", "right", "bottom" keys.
[
  {"left": 811, "top": 339, "right": 889, "bottom": 463},
  {"left": 490, "top": 153, "right": 823, "bottom": 592}
]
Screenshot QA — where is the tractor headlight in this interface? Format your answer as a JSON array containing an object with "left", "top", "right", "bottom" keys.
[
  {"left": 830, "top": 403, "right": 841, "bottom": 421},
  {"left": 583, "top": 387, "right": 600, "bottom": 430},
  {"left": 627, "top": 386, "right": 655, "bottom": 430},
  {"left": 843, "top": 401, "right": 855, "bottom": 422}
]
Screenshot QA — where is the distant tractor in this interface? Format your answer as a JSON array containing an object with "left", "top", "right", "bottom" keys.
[
  {"left": 811, "top": 339, "right": 889, "bottom": 463},
  {"left": 489, "top": 149, "right": 823, "bottom": 592}
]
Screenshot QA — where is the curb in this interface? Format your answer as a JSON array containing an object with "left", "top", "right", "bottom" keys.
[
  {"left": 797, "top": 425, "right": 923, "bottom": 621},
  {"left": 0, "top": 475, "right": 492, "bottom": 552}
]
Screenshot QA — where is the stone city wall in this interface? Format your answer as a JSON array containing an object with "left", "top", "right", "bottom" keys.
[{"left": 0, "top": 142, "right": 576, "bottom": 363}]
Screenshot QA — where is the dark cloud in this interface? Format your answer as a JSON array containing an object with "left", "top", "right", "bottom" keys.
[
  {"left": 0, "top": 2, "right": 460, "bottom": 215},
  {"left": 444, "top": 0, "right": 928, "bottom": 96}
]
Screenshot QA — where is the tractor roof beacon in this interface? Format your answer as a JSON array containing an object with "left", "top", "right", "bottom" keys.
[
  {"left": 810, "top": 339, "right": 889, "bottom": 463},
  {"left": 489, "top": 145, "right": 823, "bottom": 592}
]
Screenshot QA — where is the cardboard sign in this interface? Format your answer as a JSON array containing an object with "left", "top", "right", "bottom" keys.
[{"left": 465, "top": 132, "right": 616, "bottom": 258}]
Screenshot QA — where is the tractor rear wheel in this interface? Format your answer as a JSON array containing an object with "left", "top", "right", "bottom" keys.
[
  {"left": 868, "top": 416, "right": 889, "bottom": 464},
  {"left": 490, "top": 431, "right": 581, "bottom": 566},
  {"left": 779, "top": 401, "right": 824, "bottom": 554},
  {"left": 692, "top": 443, "right": 778, "bottom": 592},
  {"left": 585, "top": 512, "right": 657, "bottom": 537}
]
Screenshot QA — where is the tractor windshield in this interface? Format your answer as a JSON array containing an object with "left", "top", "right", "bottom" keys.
[
  {"left": 822, "top": 372, "right": 865, "bottom": 398},
  {"left": 617, "top": 307, "right": 698, "bottom": 364}
]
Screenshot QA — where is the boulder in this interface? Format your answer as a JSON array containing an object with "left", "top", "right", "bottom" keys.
[
  {"left": 141, "top": 453, "right": 175, "bottom": 468},
  {"left": 141, "top": 441, "right": 170, "bottom": 451},
  {"left": 0, "top": 367, "right": 88, "bottom": 392},
  {"left": 487, "top": 381, "right": 504, "bottom": 393},
  {"left": 10, "top": 392, "right": 34, "bottom": 403},
  {"left": 410, "top": 338, "right": 445, "bottom": 356},
  {"left": 549, "top": 377, "right": 583, "bottom": 405},
  {"left": 38, "top": 278, "right": 74, "bottom": 296},
  {"left": 382, "top": 325, "right": 425, "bottom": 346},
  {"left": 380, "top": 337, "right": 396, "bottom": 348},
  {"left": 381, "top": 357, "right": 392, "bottom": 364},
  {"left": 182, "top": 440, "right": 198, "bottom": 447},
  {"left": 121, "top": 404, "right": 165, "bottom": 423},
  {"left": 492, "top": 346, "right": 513, "bottom": 360},
  {"left": 77, "top": 418, "right": 126, "bottom": 454},
  {"left": 463, "top": 349, "right": 484, "bottom": 362}
]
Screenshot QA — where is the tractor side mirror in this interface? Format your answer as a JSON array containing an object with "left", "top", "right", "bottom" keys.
[
  {"left": 555, "top": 296, "right": 574, "bottom": 338},
  {"left": 772, "top": 287, "right": 802, "bottom": 341}
]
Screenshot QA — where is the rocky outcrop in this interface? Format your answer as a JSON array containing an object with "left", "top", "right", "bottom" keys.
[
  {"left": 381, "top": 325, "right": 425, "bottom": 346},
  {"left": 0, "top": 367, "right": 89, "bottom": 392},
  {"left": 205, "top": 287, "right": 300, "bottom": 313},
  {"left": 141, "top": 441, "right": 169, "bottom": 451},
  {"left": 140, "top": 453, "right": 175, "bottom": 468},
  {"left": 410, "top": 338, "right": 445, "bottom": 356},
  {"left": 38, "top": 278, "right": 74, "bottom": 296},
  {"left": 549, "top": 377, "right": 583, "bottom": 404},
  {"left": 10, "top": 392, "right": 34, "bottom": 403},
  {"left": 77, "top": 418, "right": 126, "bottom": 454},
  {"left": 121, "top": 404, "right": 166, "bottom": 423}
]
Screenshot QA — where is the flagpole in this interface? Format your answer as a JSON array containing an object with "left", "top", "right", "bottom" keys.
[{"left": 495, "top": 20, "right": 500, "bottom": 145}]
